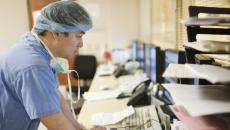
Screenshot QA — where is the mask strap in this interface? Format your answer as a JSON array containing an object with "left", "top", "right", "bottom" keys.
[{"left": 31, "top": 32, "right": 57, "bottom": 62}]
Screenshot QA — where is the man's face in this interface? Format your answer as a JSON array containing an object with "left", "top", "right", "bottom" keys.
[{"left": 55, "top": 32, "right": 85, "bottom": 59}]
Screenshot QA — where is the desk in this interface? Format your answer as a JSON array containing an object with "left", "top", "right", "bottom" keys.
[
  {"left": 88, "top": 74, "right": 119, "bottom": 92},
  {"left": 78, "top": 73, "right": 130, "bottom": 129},
  {"left": 78, "top": 98, "right": 129, "bottom": 129}
]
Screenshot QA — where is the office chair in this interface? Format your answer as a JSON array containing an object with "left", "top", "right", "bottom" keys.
[
  {"left": 68, "top": 55, "right": 97, "bottom": 113},
  {"left": 70, "top": 55, "right": 97, "bottom": 94}
]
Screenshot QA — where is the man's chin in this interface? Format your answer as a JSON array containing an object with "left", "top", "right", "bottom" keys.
[{"left": 68, "top": 52, "right": 79, "bottom": 59}]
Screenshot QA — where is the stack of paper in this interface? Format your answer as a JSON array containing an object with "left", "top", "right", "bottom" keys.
[
  {"left": 181, "top": 17, "right": 230, "bottom": 26},
  {"left": 163, "top": 83, "right": 230, "bottom": 129},
  {"left": 202, "top": 54, "right": 230, "bottom": 67},
  {"left": 184, "top": 40, "right": 230, "bottom": 53},
  {"left": 170, "top": 105, "right": 230, "bottom": 130},
  {"left": 91, "top": 106, "right": 135, "bottom": 126},
  {"left": 163, "top": 84, "right": 230, "bottom": 116},
  {"left": 83, "top": 89, "right": 122, "bottom": 101},
  {"left": 163, "top": 63, "right": 230, "bottom": 84}
]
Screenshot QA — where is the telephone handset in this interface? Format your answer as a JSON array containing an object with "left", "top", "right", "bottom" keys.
[
  {"left": 127, "top": 80, "right": 151, "bottom": 107},
  {"left": 113, "top": 65, "right": 128, "bottom": 78},
  {"left": 113, "top": 61, "right": 140, "bottom": 78},
  {"left": 131, "top": 79, "right": 151, "bottom": 94}
]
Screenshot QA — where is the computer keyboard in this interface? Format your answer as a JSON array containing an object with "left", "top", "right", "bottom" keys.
[{"left": 108, "top": 105, "right": 162, "bottom": 130}]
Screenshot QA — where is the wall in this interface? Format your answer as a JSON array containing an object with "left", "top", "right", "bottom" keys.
[
  {"left": 0, "top": 0, "right": 139, "bottom": 60},
  {"left": 151, "top": 0, "right": 176, "bottom": 50},
  {"left": 0, "top": 0, "right": 29, "bottom": 54},
  {"left": 139, "top": 0, "right": 152, "bottom": 43},
  {"left": 78, "top": 0, "right": 139, "bottom": 61}
]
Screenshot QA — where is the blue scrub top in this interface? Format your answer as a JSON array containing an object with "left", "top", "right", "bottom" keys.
[{"left": 0, "top": 32, "right": 61, "bottom": 130}]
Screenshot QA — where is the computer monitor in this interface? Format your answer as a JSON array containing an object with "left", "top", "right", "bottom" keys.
[
  {"left": 136, "top": 42, "right": 145, "bottom": 69},
  {"left": 144, "top": 44, "right": 164, "bottom": 83},
  {"left": 144, "top": 44, "right": 151, "bottom": 77},
  {"left": 130, "top": 40, "right": 138, "bottom": 61},
  {"left": 164, "top": 49, "right": 186, "bottom": 83}
]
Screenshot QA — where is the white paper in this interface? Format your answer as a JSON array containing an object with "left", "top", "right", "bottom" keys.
[
  {"left": 171, "top": 120, "right": 189, "bottom": 130},
  {"left": 163, "top": 84, "right": 230, "bottom": 116},
  {"left": 185, "top": 64, "right": 230, "bottom": 84},
  {"left": 183, "top": 42, "right": 211, "bottom": 52},
  {"left": 163, "top": 63, "right": 230, "bottom": 84},
  {"left": 204, "top": 54, "right": 230, "bottom": 61},
  {"left": 181, "top": 17, "right": 230, "bottom": 26},
  {"left": 117, "top": 74, "right": 148, "bottom": 93},
  {"left": 83, "top": 89, "right": 122, "bottom": 101},
  {"left": 97, "top": 64, "right": 116, "bottom": 76},
  {"left": 91, "top": 106, "right": 135, "bottom": 126},
  {"left": 183, "top": 42, "right": 230, "bottom": 52},
  {"left": 162, "top": 64, "right": 198, "bottom": 78},
  {"left": 118, "top": 73, "right": 148, "bottom": 84}
]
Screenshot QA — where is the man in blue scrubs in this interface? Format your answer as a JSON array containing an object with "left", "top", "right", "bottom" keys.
[{"left": 0, "top": 1, "right": 105, "bottom": 130}]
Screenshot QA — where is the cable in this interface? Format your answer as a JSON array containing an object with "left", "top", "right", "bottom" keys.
[
  {"left": 69, "top": 70, "right": 81, "bottom": 101},
  {"left": 66, "top": 70, "right": 81, "bottom": 120}
]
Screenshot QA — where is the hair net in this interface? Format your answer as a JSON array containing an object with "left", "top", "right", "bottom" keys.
[{"left": 32, "top": 1, "right": 92, "bottom": 34}]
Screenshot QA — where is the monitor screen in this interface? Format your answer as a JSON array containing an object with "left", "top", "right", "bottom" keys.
[
  {"left": 150, "top": 46, "right": 162, "bottom": 83},
  {"left": 164, "top": 49, "right": 186, "bottom": 69},
  {"left": 145, "top": 44, "right": 163, "bottom": 83},
  {"left": 144, "top": 44, "right": 151, "bottom": 77},
  {"left": 130, "top": 40, "right": 138, "bottom": 61},
  {"left": 164, "top": 49, "right": 186, "bottom": 83},
  {"left": 136, "top": 42, "right": 145, "bottom": 69}
]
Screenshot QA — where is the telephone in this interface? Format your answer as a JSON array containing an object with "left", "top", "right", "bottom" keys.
[
  {"left": 113, "top": 65, "right": 128, "bottom": 78},
  {"left": 151, "top": 84, "right": 174, "bottom": 105},
  {"left": 113, "top": 61, "right": 140, "bottom": 78},
  {"left": 126, "top": 80, "right": 151, "bottom": 107}
]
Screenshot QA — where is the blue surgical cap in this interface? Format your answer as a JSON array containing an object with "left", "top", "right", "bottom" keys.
[{"left": 32, "top": 1, "right": 92, "bottom": 34}]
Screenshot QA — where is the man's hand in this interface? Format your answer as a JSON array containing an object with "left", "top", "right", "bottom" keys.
[{"left": 90, "top": 126, "right": 106, "bottom": 130}]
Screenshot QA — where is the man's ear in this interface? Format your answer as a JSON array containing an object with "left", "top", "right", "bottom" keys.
[{"left": 51, "top": 32, "right": 59, "bottom": 40}]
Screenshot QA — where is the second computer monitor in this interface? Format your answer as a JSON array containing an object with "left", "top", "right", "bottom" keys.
[
  {"left": 136, "top": 42, "right": 145, "bottom": 69},
  {"left": 164, "top": 49, "right": 186, "bottom": 83},
  {"left": 144, "top": 44, "right": 163, "bottom": 83},
  {"left": 131, "top": 40, "right": 138, "bottom": 61}
]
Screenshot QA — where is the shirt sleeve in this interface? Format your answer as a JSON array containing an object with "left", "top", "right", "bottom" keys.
[{"left": 14, "top": 65, "right": 61, "bottom": 120}]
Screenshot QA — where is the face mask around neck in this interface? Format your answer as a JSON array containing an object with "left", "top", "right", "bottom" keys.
[
  {"left": 31, "top": 32, "right": 69, "bottom": 73},
  {"left": 50, "top": 57, "right": 69, "bottom": 73}
]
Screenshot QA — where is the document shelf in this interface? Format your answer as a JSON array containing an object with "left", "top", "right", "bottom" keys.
[
  {"left": 186, "top": 6, "right": 230, "bottom": 42},
  {"left": 163, "top": 5, "right": 230, "bottom": 130},
  {"left": 195, "top": 54, "right": 230, "bottom": 68},
  {"left": 182, "top": 6, "right": 230, "bottom": 64}
]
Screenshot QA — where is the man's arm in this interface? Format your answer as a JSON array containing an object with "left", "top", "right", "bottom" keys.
[
  {"left": 59, "top": 91, "right": 82, "bottom": 130},
  {"left": 58, "top": 91, "right": 106, "bottom": 130},
  {"left": 41, "top": 90, "right": 106, "bottom": 130},
  {"left": 40, "top": 112, "right": 76, "bottom": 130},
  {"left": 40, "top": 91, "right": 80, "bottom": 130}
]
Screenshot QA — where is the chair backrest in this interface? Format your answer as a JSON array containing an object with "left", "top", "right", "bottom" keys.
[{"left": 73, "top": 55, "right": 97, "bottom": 80}]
